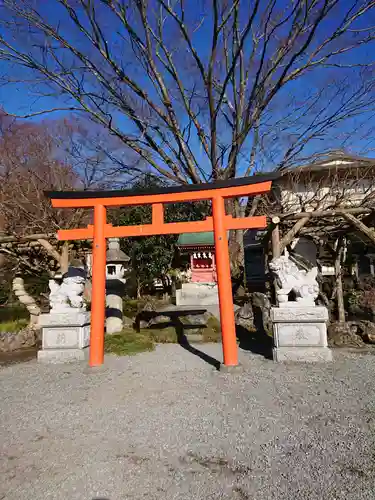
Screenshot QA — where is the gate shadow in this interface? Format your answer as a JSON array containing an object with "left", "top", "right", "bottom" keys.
[
  {"left": 236, "top": 325, "right": 273, "bottom": 359},
  {"left": 135, "top": 309, "right": 221, "bottom": 370},
  {"left": 235, "top": 305, "right": 273, "bottom": 359}
]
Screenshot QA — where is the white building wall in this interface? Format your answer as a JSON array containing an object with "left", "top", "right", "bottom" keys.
[{"left": 280, "top": 177, "right": 373, "bottom": 213}]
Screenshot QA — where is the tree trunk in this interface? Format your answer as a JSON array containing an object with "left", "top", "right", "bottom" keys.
[
  {"left": 0, "top": 213, "right": 6, "bottom": 268},
  {"left": 279, "top": 215, "right": 311, "bottom": 254},
  {"left": 341, "top": 212, "right": 375, "bottom": 246},
  {"left": 334, "top": 237, "right": 346, "bottom": 323},
  {"left": 235, "top": 200, "right": 245, "bottom": 264},
  {"left": 271, "top": 218, "right": 281, "bottom": 259},
  {"left": 227, "top": 198, "right": 245, "bottom": 279},
  {"left": 171, "top": 276, "right": 176, "bottom": 298},
  {"left": 161, "top": 275, "right": 169, "bottom": 295},
  {"left": 12, "top": 277, "right": 41, "bottom": 327},
  {"left": 59, "top": 242, "right": 70, "bottom": 274},
  {"left": 36, "top": 238, "right": 70, "bottom": 275}
]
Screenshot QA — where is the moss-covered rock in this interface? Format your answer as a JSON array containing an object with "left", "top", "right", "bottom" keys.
[
  {"left": 0, "top": 322, "right": 39, "bottom": 352},
  {"left": 327, "top": 322, "right": 365, "bottom": 348}
]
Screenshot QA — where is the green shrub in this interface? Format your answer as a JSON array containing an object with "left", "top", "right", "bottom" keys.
[
  {"left": 0, "top": 319, "right": 28, "bottom": 333},
  {"left": 122, "top": 298, "right": 142, "bottom": 318},
  {"left": 0, "top": 306, "right": 29, "bottom": 323}
]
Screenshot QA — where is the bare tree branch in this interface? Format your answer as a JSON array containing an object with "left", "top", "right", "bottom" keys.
[{"left": 0, "top": 0, "right": 373, "bottom": 186}]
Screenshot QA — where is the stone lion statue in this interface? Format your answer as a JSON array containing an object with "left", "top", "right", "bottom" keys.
[
  {"left": 269, "top": 255, "right": 319, "bottom": 305},
  {"left": 49, "top": 275, "right": 86, "bottom": 312}
]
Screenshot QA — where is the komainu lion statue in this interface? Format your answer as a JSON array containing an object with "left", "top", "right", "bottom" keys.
[
  {"left": 269, "top": 256, "right": 319, "bottom": 305},
  {"left": 49, "top": 276, "right": 86, "bottom": 312}
]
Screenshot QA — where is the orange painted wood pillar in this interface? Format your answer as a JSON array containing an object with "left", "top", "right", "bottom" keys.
[
  {"left": 152, "top": 203, "right": 164, "bottom": 226},
  {"left": 212, "top": 195, "right": 239, "bottom": 367},
  {"left": 89, "top": 204, "right": 107, "bottom": 367}
]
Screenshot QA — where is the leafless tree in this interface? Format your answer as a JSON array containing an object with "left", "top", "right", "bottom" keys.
[
  {"left": 264, "top": 156, "right": 375, "bottom": 248},
  {"left": 0, "top": 0, "right": 373, "bottom": 188},
  {"left": 253, "top": 71, "right": 375, "bottom": 172},
  {"left": 257, "top": 154, "right": 375, "bottom": 320},
  {"left": 0, "top": 114, "right": 91, "bottom": 275},
  {"left": 51, "top": 116, "right": 147, "bottom": 189}
]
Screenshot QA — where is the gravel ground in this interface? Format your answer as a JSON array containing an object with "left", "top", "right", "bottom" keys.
[{"left": 0, "top": 344, "right": 374, "bottom": 500}]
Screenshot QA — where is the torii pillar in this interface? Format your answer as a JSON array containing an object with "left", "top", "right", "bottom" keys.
[{"left": 46, "top": 175, "right": 275, "bottom": 370}]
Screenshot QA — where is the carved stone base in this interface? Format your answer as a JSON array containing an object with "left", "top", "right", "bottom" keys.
[
  {"left": 271, "top": 306, "right": 329, "bottom": 323},
  {"left": 271, "top": 306, "right": 332, "bottom": 363},
  {"left": 273, "top": 347, "right": 333, "bottom": 362},
  {"left": 38, "top": 348, "right": 89, "bottom": 364},
  {"left": 273, "top": 321, "right": 328, "bottom": 347},
  {"left": 38, "top": 311, "right": 90, "bottom": 363},
  {"left": 176, "top": 282, "right": 219, "bottom": 306}
]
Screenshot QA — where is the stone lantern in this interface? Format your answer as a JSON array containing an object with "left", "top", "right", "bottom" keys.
[{"left": 106, "top": 238, "right": 130, "bottom": 334}]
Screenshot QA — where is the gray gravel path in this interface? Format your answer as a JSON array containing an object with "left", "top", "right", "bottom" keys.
[{"left": 0, "top": 344, "right": 374, "bottom": 500}]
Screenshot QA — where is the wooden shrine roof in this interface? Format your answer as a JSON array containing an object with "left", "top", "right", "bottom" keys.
[{"left": 177, "top": 232, "right": 215, "bottom": 247}]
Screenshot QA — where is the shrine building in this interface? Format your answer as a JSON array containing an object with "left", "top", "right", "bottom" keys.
[{"left": 176, "top": 232, "right": 219, "bottom": 306}]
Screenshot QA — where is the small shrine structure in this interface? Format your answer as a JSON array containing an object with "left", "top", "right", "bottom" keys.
[
  {"left": 176, "top": 232, "right": 218, "bottom": 306},
  {"left": 177, "top": 232, "right": 216, "bottom": 283}
]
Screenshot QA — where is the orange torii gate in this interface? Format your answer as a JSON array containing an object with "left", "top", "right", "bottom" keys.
[{"left": 47, "top": 175, "right": 274, "bottom": 369}]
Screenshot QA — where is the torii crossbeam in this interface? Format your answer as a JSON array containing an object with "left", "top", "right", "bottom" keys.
[{"left": 46, "top": 174, "right": 275, "bottom": 369}]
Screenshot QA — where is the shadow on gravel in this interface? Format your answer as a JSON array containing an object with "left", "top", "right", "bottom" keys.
[
  {"left": 235, "top": 300, "right": 273, "bottom": 360},
  {"left": 236, "top": 325, "right": 273, "bottom": 360},
  {"left": 0, "top": 347, "right": 38, "bottom": 367},
  {"left": 136, "top": 308, "right": 221, "bottom": 370},
  {"left": 172, "top": 313, "right": 221, "bottom": 370},
  {"left": 135, "top": 308, "right": 209, "bottom": 332},
  {"left": 176, "top": 330, "right": 221, "bottom": 371}
]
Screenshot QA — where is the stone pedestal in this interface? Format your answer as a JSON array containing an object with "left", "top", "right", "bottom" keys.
[
  {"left": 176, "top": 282, "right": 219, "bottom": 306},
  {"left": 38, "top": 311, "right": 90, "bottom": 363},
  {"left": 271, "top": 305, "right": 332, "bottom": 362}
]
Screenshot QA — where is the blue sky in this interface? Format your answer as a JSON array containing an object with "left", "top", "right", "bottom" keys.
[{"left": 0, "top": 0, "right": 374, "bottom": 181}]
